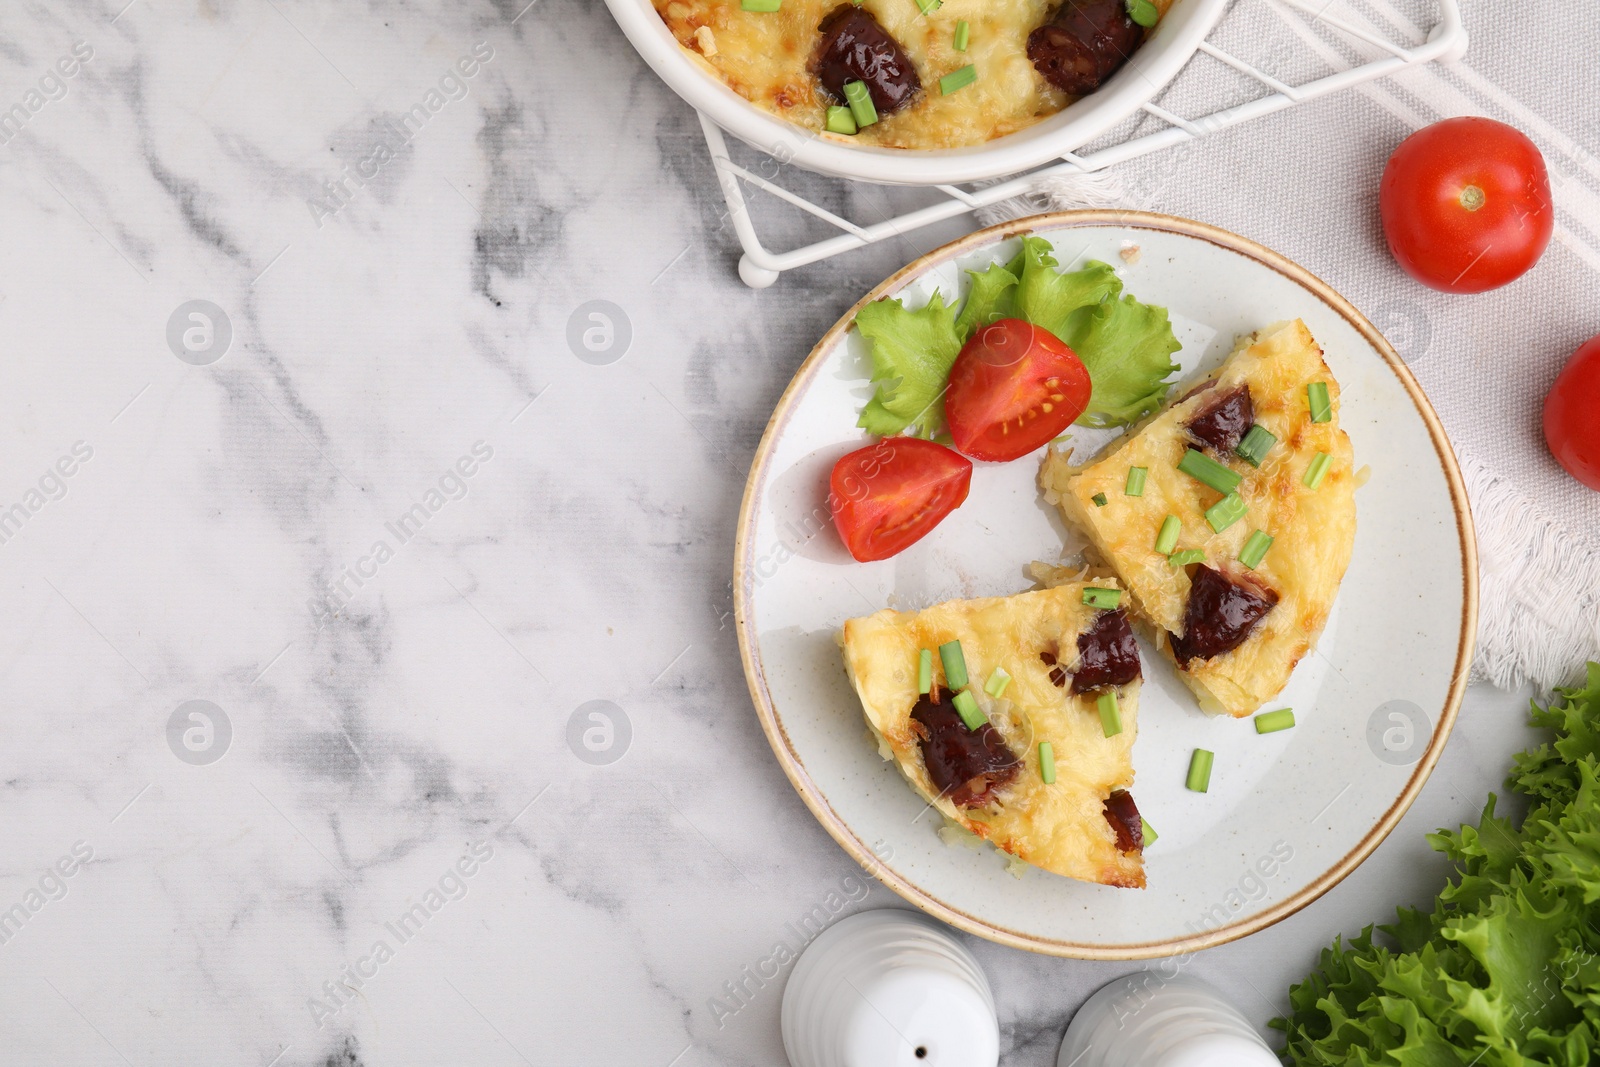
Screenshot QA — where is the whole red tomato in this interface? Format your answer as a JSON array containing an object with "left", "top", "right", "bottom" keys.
[
  {"left": 1379, "top": 117, "right": 1554, "bottom": 294},
  {"left": 1544, "top": 335, "right": 1600, "bottom": 491}
]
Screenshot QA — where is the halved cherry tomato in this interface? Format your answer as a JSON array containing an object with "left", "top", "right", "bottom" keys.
[
  {"left": 944, "top": 319, "right": 1092, "bottom": 462},
  {"left": 1379, "top": 117, "right": 1554, "bottom": 294},
  {"left": 829, "top": 439, "right": 972, "bottom": 562},
  {"left": 1544, "top": 334, "right": 1600, "bottom": 491}
]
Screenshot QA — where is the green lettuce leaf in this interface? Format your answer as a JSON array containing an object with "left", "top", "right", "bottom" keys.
[
  {"left": 851, "top": 234, "right": 1181, "bottom": 437},
  {"left": 1274, "top": 665, "right": 1600, "bottom": 1067},
  {"left": 854, "top": 290, "right": 962, "bottom": 439},
  {"left": 1069, "top": 293, "right": 1183, "bottom": 427},
  {"left": 1012, "top": 236, "right": 1123, "bottom": 342},
  {"left": 953, "top": 260, "right": 1018, "bottom": 341}
]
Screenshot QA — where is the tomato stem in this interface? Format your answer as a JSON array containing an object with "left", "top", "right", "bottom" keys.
[{"left": 1460, "top": 184, "right": 1486, "bottom": 211}]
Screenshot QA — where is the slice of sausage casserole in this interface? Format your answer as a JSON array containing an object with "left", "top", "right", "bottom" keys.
[
  {"left": 1040, "top": 319, "right": 1359, "bottom": 719},
  {"left": 841, "top": 582, "right": 1147, "bottom": 889}
]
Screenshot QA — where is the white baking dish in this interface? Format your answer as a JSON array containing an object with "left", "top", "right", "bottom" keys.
[{"left": 604, "top": 0, "right": 1231, "bottom": 186}]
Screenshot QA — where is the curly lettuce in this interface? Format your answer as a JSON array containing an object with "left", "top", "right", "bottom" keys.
[
  {"left": 853, "top": 235, "right": 1180, "bottom": 437},
  {"left": 1070, "top": 291, "right": 1183, "bottom": 426},
  {"left": 952, "top": 257, "right": 1019, "bottom": 341},
  {"left": 1011, "top": 237, "right": 1122, "bottom": 344},
  {"left": 1274, "top": 664, "right": 1600, "bottom": 1066},
  {"left": 854, "top": 291, "right": 963, "bottom": 439}
]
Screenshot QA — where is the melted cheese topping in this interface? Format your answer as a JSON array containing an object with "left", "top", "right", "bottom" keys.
[
  {"left": 1040, "top": 319, "right": 1358, "bottom": 718},
  {"left": 841, "top": 583, "right": 1143, "bottom": 888},
  {"left": 652, "top": 0, "right": 1171, "bottom": 150}
]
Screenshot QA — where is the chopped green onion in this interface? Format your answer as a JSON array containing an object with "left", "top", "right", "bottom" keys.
[
  {"left": 952, "top": 690, "right": 986, "bottom": 731},
  {"left": 1186, "top": 749, "right": 1214, "bottom": 793},
  {"left": 843, "top": 80, "right": 878, "bottom": 128},
  {"left": 1038, "top": 741, "right": 1056, "bottom": 784},
  {"left": 1255, "top": 708, "right": 1296, "bottom": 734},
  {"left": 939, "top": 640, "right": 968, "bottom": 690},
  {"left": 1239, "top": 529, "right": 1274, "bottom": 569},
  {"left": 1178, "top": 448, "right": 1243, "bottom": 495},
  {"left": 1235, "top": 424, "right": 1277, "bottom": 468},
  {"left": 1092, "top": 492, "right": 1109, "bottom": 507},
  {"left": 1307, "top": 382, "right": 1332, "bottom": 423},
  {"left": 1205, "top": 493, "right": 1248, "bottom": 533},
  {"left": 1168, "top": 549, "right": 1206, "bottom": 567},
  {"left": 824, "top": 105, "right": 857, "bottom": 135},
  {"left": 915, "top": 0, "right": 941, "bottom": 11},
  {"left": 1124, "top": 467, "right": 1148, "bottom": 497},
  {"left": 953, "top": 19, "right": 969, "bottom": 51},
  {"left": 1126, "top": 0, "right": 1159, "bottom": 27},
  {"left": 1097, "top": 691, "right": 1122, "bottom": 737},
  {"left": 1140, "top": 816, "right": 1158, "bottom": 845},
  {"left": 1155, "top": 515, "right": 1181, "bottom": 555},
  {"left": 984, "top": 667, "right": 1012, "bottom": 698},
  {"left": 939, "top": 65, "right": 977, "bottom": 95},
  {"left": 917, "top": 649, "right": 933, "bottom": 695},
  {"left": 1303, "top": 451, "right": 1332, "bottom": 490},
  {"left": 740, "top": 0, "right": 781, "bottom": 9},
  {"left": 1082, "top": 587, "right": 1122, "bottom": 610}
]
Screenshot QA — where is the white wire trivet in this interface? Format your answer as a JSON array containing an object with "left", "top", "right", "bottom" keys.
[{"left": 700, "top": 0, "right": 1467, "bottom": 287}]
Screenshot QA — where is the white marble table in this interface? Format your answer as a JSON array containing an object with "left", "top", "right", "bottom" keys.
[{"left": 0, "top": 2, "right": 1543, "bottom": 1065}]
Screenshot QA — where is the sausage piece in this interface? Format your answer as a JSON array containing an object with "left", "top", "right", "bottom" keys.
[
  {"left": 1169, "top": 564, "right": 1279, "bottom": 666},
  {"left": 1027, "top": 0, "right": 1145, "bottom": 96},
  {"left": 1186, "top": 384, "right": 1254, "bottom": 456},
  {"left": 813, "top": 5, "right": 922, "bottom": 116},
  {"left": 1103, "top": 789, "right": 1143, "bottom": 853},
  {"left": 1070, "top": 608, "right": 1142, "bottom": 694},
  {"left": 910, "top": 692, "right": 1021, "bottom": 808}
]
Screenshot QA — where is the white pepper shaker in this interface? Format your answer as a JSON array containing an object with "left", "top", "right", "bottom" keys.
[
  {"left": 782, "top": 909, "right": 999, "bottom": 1067},
  {"left": 1057, "top": 972, "right": 1279, "bottom": 1067}
]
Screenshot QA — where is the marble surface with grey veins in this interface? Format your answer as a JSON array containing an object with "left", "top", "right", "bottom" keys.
[{"left": 0, "top": 1, "right": 1558, "bottom": 1066}]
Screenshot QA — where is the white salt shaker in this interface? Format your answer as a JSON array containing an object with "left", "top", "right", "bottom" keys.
[
  {"left": 1057, "top": 973, "right": 1279, "bottom": 1067},
  {"left": 782, "top": 909, "right": 1000, "bottom": 1067}
]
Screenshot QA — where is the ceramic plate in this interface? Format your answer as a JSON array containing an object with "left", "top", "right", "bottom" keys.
[{"left": 733, "top": 212, "right": 1476, "bottom": 959}]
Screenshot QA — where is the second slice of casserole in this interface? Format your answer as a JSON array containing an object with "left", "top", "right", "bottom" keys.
[
  {"left": 841, "top": 582, "right": 1147, "bottom": 888},
  {"left": 1040, "top": 319, "right": 1358, "bottom": 718}
]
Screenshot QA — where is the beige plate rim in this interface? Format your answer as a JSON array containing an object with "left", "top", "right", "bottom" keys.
[{"left": 731, "top": 210, "right": 1479, "bottom": 960}]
